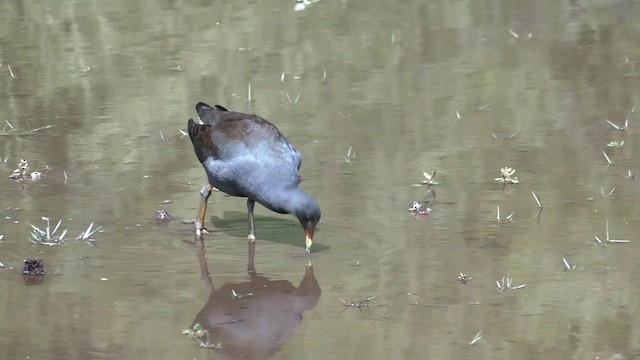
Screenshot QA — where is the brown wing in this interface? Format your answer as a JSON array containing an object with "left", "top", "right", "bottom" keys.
[{"left": 188, "top": 103, "right": 302, "bottom": 172}]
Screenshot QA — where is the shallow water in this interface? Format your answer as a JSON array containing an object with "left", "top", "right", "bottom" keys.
[{"left": 1, "top": 0, "right": 640, "bottom": 359}]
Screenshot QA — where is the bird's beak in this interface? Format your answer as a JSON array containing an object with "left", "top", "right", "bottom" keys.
[{"left": 305, "top": 229, "right": 314, "bottom": 253}]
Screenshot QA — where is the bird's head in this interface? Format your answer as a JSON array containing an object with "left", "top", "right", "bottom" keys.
[{"left": 294, "top": 195, "right": 321, "bottom": 252}]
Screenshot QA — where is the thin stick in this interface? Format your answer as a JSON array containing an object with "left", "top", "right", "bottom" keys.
[
  {"left": 531, "top": 191, "right": 542, "bottom": 208},
  {"left": 469, "top": 329, "right": 483, "bottom": 345},
  {"left": 8, "top": 65, "right": 15, "bottom": 78},
  {"left": 602, "top": 151, "right": 612, "bottom": 165},
  {"left": 31, "top": 125, "right": 54, "bottom": 132},
  {"left": 606, "top": 119, "right": 620, "bottom": 130}
]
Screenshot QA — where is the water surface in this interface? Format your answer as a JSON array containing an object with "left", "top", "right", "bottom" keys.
[{"left": 1, "top": 0, "right": 640, "bottom": 359}]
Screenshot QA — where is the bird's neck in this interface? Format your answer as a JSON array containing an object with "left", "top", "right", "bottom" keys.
[{"left": 258, "top": 187, "right": 313, "bottom": 215}]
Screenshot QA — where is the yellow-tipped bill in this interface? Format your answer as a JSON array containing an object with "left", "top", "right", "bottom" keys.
[{"left": 305, "top": 230, "right": 314, "bottom": 252}]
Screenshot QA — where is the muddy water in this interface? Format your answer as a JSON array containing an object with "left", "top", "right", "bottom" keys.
[{"left": 1, "top": 0, "right": 640, "bottom": 359}]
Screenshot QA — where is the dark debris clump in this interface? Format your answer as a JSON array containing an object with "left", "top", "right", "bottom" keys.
[
  {"left": 22, "top": 258, "right": 45, "bottom": 276},
  {"left": 155, "top": 209, "right": 174, "bottom": 224}
]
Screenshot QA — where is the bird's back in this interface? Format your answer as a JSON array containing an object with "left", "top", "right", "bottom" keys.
[{"left": 187, "top": 103, "right": 302, "bottom": 198}]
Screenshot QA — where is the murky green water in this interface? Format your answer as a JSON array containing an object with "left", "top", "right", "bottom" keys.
[{"left": 1, "top": 0, "right": 640, "bottom": 359}]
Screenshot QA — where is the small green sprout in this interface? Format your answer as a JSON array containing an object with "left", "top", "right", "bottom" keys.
[{"left": 495, "top": 167, "right": 520, "bottom": 184}]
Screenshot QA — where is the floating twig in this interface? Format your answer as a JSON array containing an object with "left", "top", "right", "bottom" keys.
[
  {"left": 496, "top": 206, "right": 514, "bottom": 223},
  {"left": 283, "top": 93, "right": 301, "bottom": 104},
  {"left": 562, "top": 257, "right": 576, "bottom": 271},
  {"left": 469, "top": 329, "right": 483, "bottom": 345},
  {"left": 625, "top": 169, "right": 636, "bottom": 182},
  {"left": 594, "top": 219, "right": 630, "bottom": 245},
  {"left": 77, "top": 222, "right": 102, "bottom": 242},
  {"left": 605, "top": 118, "right": 628, "bottom": 130},
  {"left": 245, "top": 83, "right": 253, "bottom": 103},
  {"left": 343, "top": 146, "right": 355, "bottom": 163},
  {"left": 600, "top": 186, "right": 615, "bottom": 197},
  {"left": 339, "top": 295, "right": 376, "bottom": 311},
  {"left": 231, "top": 289, "right": 253, "bottom": 299},
  {"left": 31, "top": 124, "right": 54, "bottom": 132},
  {"left": 531, "top": 191, "right": 543, "bottom": 208},
  {"left": 496, "top": 273, "right": 525, "bottom": 292},
  {"left": 415, "top": 171, "right": 438, "bottom": 186},
  {"left": 602, "top": 151, "right": 612, "bottom": 165}
]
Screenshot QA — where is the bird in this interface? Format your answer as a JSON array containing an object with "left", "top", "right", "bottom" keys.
[{"left": 187, "top": 102, "right": 321, "bottom": 252}]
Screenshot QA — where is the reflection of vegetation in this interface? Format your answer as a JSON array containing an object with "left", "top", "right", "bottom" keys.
[{"left": 182, "top": 323, "right": 224, "bottom": 349}]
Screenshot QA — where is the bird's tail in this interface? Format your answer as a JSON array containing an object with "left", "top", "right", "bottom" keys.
[
  {"left": 187, "top": 119, "right": 209, "bottom": 164},
  {"left": 195, "top": 102, "right": 229, "bottom": 125},
  {"left": 187, "top": 118, "right": 202, "bottom": 142}
]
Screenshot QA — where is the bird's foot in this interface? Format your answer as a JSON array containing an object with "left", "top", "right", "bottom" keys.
[
  {"left": 247, "top": 234, "right": 256, "bottom": 242},
  {"left": 194, "top": 220, "right": 209, "bottom": 237}
]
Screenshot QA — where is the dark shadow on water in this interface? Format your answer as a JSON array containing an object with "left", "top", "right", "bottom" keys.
[
  {"left": 209, "top": 210, "right": 329, "bottom": 251},
  {"left": 190, "top": 240, "right": 321, "bottom": 360}
]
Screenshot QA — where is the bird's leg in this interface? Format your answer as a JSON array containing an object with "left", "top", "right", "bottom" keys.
[
  {"left": 247, "top": 198, "right": 256, "bottom": 242},
  {"left": 247, "top": 241, "right": 256, "bottom": 274},
  {"left": 195, "top": 184, "right": 212, "bottom": 239}
]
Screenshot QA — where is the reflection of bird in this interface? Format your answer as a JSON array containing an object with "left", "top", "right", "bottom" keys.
[
  {"left": 187, "top": 102, "right": 321, "bottom": 252},
  {"left": 192, "top": 242, "right": 321, "bottom": 359}
]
